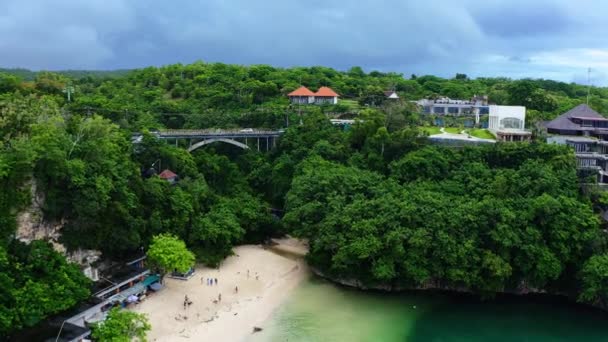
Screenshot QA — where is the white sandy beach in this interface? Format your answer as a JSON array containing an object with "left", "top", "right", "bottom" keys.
[{"left": 131, "top": 239, "right": 308, "bottom": 342}]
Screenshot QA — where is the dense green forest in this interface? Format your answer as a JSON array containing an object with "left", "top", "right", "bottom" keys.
[{"left": 2, "top": 63, "right": 608, "bottom": 337}]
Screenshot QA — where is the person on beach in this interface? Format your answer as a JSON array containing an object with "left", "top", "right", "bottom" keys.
[
  {"left": 235, "top": 286, "right": 238, "bottom": 293},
  {"left": 247, "top": 270, "right": 250, "bottom": 278},
  {"left": 215, "top": 278, "right": 218, "bottom": 285},
  {"left": 218, "top": 293, "right": 222, "bottom": 301}
]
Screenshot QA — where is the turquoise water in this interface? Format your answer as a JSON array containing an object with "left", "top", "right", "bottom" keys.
[{"left": 250, "top": 277, "right": 608, "bottom": 342}]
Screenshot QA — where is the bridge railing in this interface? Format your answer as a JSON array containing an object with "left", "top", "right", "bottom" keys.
[{"left": 156, "top": 129, "right": 284, "bottom": 136}]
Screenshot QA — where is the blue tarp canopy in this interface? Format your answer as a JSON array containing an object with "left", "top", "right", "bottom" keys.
[
  {"left": 142, "top": 274, "right": 160, "bottom": 287},
  {"left": 149, "top": 282, "right": 163, "bottom": 291}
]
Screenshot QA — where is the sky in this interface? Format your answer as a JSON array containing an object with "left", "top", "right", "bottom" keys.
[{"left": 1, "top": 0, "right": 607, "bottom": 85}]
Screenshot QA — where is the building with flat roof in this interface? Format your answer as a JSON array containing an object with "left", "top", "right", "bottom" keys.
[
  {"left": 488, "top": 105, "right": 532, "bottom": 142},
  {"left": 416, "top": 96, "right": 489, "bottom": 122},
  {"left": 545, "top": 104, "right": 608, "bottom": 183},
  {"left": 416, "top": 96, "right": 531, "bottom": 142}
]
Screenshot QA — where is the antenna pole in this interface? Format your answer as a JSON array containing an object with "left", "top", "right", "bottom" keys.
[{"left": 587, "top": 67, "right": 591, "bottom": 105}]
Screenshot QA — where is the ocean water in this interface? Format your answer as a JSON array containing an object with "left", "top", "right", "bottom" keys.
[{"left": 249, "top": 277, "right": 608, "bottom": 342}]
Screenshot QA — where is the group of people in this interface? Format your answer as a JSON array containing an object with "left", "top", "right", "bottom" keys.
[
  {"left": 202, "top": 277, "right": 218, "bottom": 286},
  {"left": 196, "top": 269, "right": 259, "bottom": 306}
]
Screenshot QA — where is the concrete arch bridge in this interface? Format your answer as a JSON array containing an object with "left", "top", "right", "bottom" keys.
[{"left": 134, "top": 129, "right": 285, "bottom": 152}]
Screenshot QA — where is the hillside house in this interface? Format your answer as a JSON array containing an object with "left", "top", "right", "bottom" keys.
[
  {"left": 314, "top": 86, "right": 339, "bottom": 104},
  {"left": 287, "top": 86, "right": 315, "bottom": 104},
  {"left": 288, "top": 86, "right": 339, "bottom": 105},
  {"left": 159, "top": 169, "right": 179, "bottom": 184},
  {"left": 545, "top": 104, "right": 608, "bottom": 183},
  {"left": 488, "top": 105, "right": 531, "bottom": 142},
  {"left": 384, "top": 90, "right": 399, "bottom": 99}
]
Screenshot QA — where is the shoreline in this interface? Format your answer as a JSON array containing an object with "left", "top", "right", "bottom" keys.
[
  {"left": 310, "top": 267, "right": 608, "bottom": 314},
  {"left": 131, "top": 240, "right": 309, "bottom": 341}
]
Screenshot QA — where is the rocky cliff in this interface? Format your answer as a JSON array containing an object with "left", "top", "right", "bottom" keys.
[{"left": 15, "top": 180, "right": 101, "bottom": 280}]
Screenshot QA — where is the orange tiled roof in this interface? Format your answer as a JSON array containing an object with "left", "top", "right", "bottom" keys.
[
  {"left": 159, "top": 169, "right": 177, "bottom": 179},
  {"left": 288, "top": 86, "right": 315, "bottom": 96},
  {"left": 314, "top": 86, "right": 339, "bottom": 97}
]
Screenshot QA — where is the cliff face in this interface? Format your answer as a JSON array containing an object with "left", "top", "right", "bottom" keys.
[
  {"left": 15, "top": 180, "right": 101, "bottom": 280},
  {"left": 15, "top": 180, "right": 65, "bottom": 251}
]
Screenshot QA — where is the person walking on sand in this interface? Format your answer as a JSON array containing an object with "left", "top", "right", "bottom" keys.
[
  {"left": 218, "top": 293, "right": 222, "bottom": 302},
  {"left": 215, "top": 278, "right": 218, "bottom": 285},
  {"left": 235, "top": 286, "right": 238, "bottom": 294}
]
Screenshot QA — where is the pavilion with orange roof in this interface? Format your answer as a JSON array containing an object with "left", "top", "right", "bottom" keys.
[{"left": 287, "top": 86, "right": 339, "bottom": 105}]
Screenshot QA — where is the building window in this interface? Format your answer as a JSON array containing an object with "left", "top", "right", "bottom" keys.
[
  {"left": 423, "top": 106, "right": 431, "bottom": 113},
  {"left": 448, "top": 107, "right": 459, "bottom": 114},
  {"left": 433, "top": 106, "right": 445, "bottom": 114},
  {"left": 500, "top": 117, "right": 523, "bottom": 129},
  {"left": 479, "top": 107, "right": 489, "bottom": 115}
]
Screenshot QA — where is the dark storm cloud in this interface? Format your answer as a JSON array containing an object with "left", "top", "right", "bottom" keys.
[{"left": 0, "top": 0, "right": 607, "bottom": 84}]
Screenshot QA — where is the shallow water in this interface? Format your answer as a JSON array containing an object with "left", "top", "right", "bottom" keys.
[{"left": 249, "top": 277, "right": 608, "bottom": 342}]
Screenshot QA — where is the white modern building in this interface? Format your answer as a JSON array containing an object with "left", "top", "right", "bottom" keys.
[
  {"left": 487, "top": 105, "right": 531, "bottom": 142},
  {"left": 416, "top": 96, "right": 490, "bottom": 124}
]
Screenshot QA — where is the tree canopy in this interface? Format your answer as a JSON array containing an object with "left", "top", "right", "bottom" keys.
[
  {"left": 285, "top": 144, "right": 604, "bottom": 296},
  {"left": 147, "top": 234, "right": 195, "bottom": 276},
  {"left": 1, "top": 62, "right": 608, "bottom": 337},
  {"left": 91, "top": 308, "right": 151, "bottom": 342}
]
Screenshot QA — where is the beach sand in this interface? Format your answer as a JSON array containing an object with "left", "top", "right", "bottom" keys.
[{"left": 131, "top": 240, "right": 308, "bottom": 342}]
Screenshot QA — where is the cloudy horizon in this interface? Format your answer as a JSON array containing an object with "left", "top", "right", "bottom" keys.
[{"left": 1, "top": 0, "right": 607, "bottom": 85}]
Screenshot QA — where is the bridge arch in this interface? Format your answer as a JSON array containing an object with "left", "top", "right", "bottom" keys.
[{"left": 188, "top": 138, "right": 249, "bottom": 152}]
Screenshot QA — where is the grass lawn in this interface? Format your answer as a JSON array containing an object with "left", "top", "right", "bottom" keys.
[
  {"left": 467, "top": 129, "right": 495, "bottom": 140},
  {"left": 420, "top": 126, "right": 442, "bottom": 135},
  {"left": 444, "top": 127, "right": 462, "bottom": 134},
  {"left": 339, "top": 99, "right": 361, "bottom": 110}
]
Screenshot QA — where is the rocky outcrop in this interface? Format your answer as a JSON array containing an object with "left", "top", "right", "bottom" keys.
[
  {"left": 15, "top": 179, "right": 102, "bottom": 280},
  {"left": 15, "top": 180, "right": 65, "bottom": 250}
]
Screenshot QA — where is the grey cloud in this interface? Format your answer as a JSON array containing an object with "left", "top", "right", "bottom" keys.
[
  {"left": 0, "top": 0, "right": 607, "bottom": 84},
  {"left": 471, "top": 1, "right": 572, "bottom": 38}
]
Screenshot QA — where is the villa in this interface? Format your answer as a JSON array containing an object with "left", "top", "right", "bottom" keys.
[
  {"left": 416, "top": 95, "right": 490, "bottom": 121},
  {"left": 487, "top": 105, "right": 532, "bottom": 142},
  {"left": 417, "top": 96, "right": 531, "bottom": 142},
  {"left": 545, "top": 104, "right": 608, "bottom": 183},
  {"left": 288, "top": 86, "right": 339, "bottom": 105}
]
